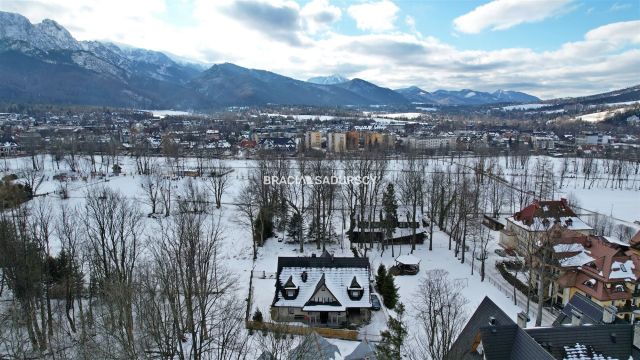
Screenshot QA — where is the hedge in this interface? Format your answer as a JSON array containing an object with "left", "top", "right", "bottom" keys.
[{"left": 496, "top": 261, "right": 539, "bottom": 303}]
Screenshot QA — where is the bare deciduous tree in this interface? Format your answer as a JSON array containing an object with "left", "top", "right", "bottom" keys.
[
  {"left": 206, "top": 160, "right": 232, "bottom": 209},
  {"left": 412, "top": 269, "right": 468, "bottom": 360}
]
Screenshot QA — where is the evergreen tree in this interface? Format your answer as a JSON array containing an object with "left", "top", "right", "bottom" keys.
[
  {"left": 382, "top": 183, "right": 399, "bottom": 255},
  {"left": 286, "top": 212, "right": 304, "bottom": 240},
  {"left": 377, "top": 303, "right": 407, "bottom": 360},
  {"left": 381, "top": 272, "right": 399, "bottom": 309},
  {"left": 376, "top": 264, "right": 387, "bottom": 292}
]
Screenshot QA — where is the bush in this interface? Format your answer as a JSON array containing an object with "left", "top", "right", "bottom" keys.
[
  {"left": 252, "top": 309, "right": 264, "bottom": 323},
  {"left": 0, "top": 180, "right": 32, "bottom": 208}
]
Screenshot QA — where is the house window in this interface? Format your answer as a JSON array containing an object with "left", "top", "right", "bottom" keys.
[
  {"left": 288, "top": 308, "right": 294, "bottom": 314},
  {"left": 287, "top": 290, "right": 294, "bottom": 297}
]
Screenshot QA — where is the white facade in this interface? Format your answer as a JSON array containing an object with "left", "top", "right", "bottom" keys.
[{"left": 407, "top": 136, "right": 456, "bottom": 149}]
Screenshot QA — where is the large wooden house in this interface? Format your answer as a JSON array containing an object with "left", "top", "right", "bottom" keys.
[{"left": 270, "top": 252, "right": 372, "bottom": 327}]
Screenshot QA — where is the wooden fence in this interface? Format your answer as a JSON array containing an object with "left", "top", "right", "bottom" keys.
[{"left": 245, "top": 320, "right": 359, "bottom": 341}]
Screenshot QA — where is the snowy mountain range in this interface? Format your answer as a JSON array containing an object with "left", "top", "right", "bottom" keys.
[
  {"left": 5, "top": 10, "right": 630, "bottom": 109},
  {"left": 395, "top": 86, "right": 541, "bottom": 105}
]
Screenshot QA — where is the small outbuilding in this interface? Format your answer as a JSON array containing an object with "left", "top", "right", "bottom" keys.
[{"left": 395, "top": 254, "right": 421, "bottom": 275}]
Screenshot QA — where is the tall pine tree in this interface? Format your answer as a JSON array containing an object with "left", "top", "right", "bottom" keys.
[
  {"left": 382, "top": 183, "right": 399, "bottom": 256},
  {"left": 382, "top": 272, "right": 399, "bottom": 309},
  {"left": 377, "top": 303, "right": 407, "bottom": 359}
]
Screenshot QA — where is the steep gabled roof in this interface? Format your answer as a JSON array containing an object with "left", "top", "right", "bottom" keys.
[
  {"left": 344, "top": 339, "right": 377, "bottom": 360},
  {"left": 304, "top": 273, "right": 342, "bottom": 307},
  {"left": 288, "top": 332, "right": 341, "bottom": 360},
  {"left": 273, "top": 256, "right": 371, "bottom": 309},
  {"left": 446, "top": 296, "right": 515, "bottom": 360}
]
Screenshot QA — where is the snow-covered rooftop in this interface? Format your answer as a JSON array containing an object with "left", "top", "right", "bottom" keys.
[
  {"left": 554, "top": 243, "right": 586, "bottom": 253},
  {"left": 609, "top": 260, "right": 636, "bottom": 280},
  {"left": 274, "top": 266, "right": 371, "bottom": 309},
  {"left": 559, "top": 251, "right": 595, "bottom": 267},
  {"left": 395, "top": 254, "right": 421, "bottom": 265}
]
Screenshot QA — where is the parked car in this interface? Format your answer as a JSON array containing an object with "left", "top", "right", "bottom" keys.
[
  {"left": 494, "top": 249, "right": 507, "bottom": 257},
  {"left": 370, "top": 294, "right": 381, "bottom": 310}
]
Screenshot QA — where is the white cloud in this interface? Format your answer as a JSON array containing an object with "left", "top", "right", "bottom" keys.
[
  {"left": 301, "top": 0, "right": 341, "bottom": 34},
  {"left": 347, "top": 0, "right": 399, "bottom": 32},
  {"left": 0, "top": 1, "right": 638, "bottom": 98},
  {"left": 610, "top": 2, "right": 632, "bottom": 11},
  {"left": 453, "top": 0, "right": 574, "bottom": 34}
]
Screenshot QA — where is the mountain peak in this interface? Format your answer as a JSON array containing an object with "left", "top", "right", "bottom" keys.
[
  {"left": 0, "top": 11, "right": 80, "bottom": 51},
  {"left": 307, "top": 74, "right": 349, "bottom": 85},
  {"left": 34, "top": 18, "right": 80, "bottom": 50}
]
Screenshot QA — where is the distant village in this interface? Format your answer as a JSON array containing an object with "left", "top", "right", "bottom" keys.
[{"left": 0, "top": 106, "right": 638, "bottom": 163}]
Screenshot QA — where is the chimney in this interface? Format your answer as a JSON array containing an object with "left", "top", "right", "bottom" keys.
[
  {"left": 571, "top": 309, "right": 583, "bottom": 326},
  {"left": 517, "top": 312, "right": 528, "bottom": 328},
  {"left": 311, "top": 253, "right": 316, "bottom": 258},
  {"left": 603, "top": 305, "right": 617, "bottom": 324},
  {"left": 301, "top": 271, "right": 308, "bottom": 282}
]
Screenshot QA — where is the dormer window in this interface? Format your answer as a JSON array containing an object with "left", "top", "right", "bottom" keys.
[
  {"left": 348, "top": 276, "right": 364, "bottom": 300},
  {"left": 282, "top": 275, "right": 299, "bottom": 299}
]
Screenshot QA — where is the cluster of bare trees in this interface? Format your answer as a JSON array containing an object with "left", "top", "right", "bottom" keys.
[{"left": 0, "top": 183, "right": 256, "bottom": 359}]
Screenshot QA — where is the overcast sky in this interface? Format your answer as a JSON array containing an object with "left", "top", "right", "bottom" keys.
[{"left": 1, "top": 0, "right": 639, "bottom": 99}]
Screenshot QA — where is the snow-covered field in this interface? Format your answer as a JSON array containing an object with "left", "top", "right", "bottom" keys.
[{"left": 1, "top": 153, "right": 638, "bottom": 354}]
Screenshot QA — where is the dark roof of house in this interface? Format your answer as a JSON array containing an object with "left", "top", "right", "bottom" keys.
[
  {"left": 446, "top": 296, "right": 516, "bottom": 360},
  {"left": 276, "top": 256, "right": 370, "bottom": 273},
  {"left": 446, "top": 296, "right": 634, "bottom": 360},
  {"left": 480, "top": 324, "right": 554, "bottom": 360},
  {"left": 552, "top": 292, "right": 627, "bottom": 326},
  {"left": 344, "top": 340, "right": 377, "bottom": 360},
  {"left": 525, "top": 324, "right": 634, "bottom": 360},
  {"left": 288, "top": 332, "right": 340, "bottom": 360},
  {"left": 350, "top": 276, "right": 362, "bottom": 289}
]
